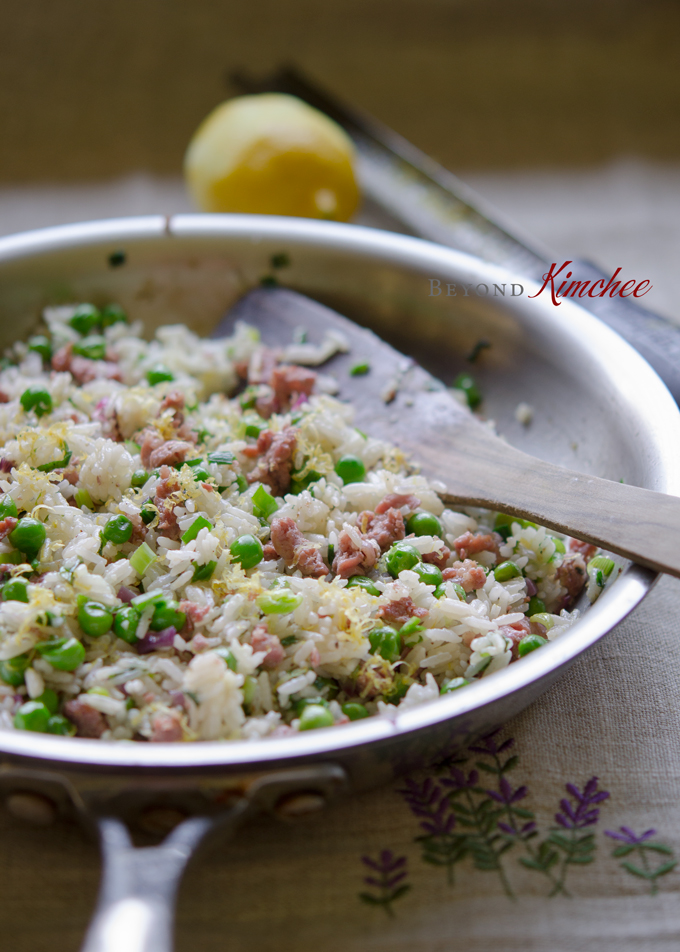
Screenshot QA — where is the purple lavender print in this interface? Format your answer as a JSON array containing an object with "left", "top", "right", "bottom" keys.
[{"left": 605, "top": 827, "right": 677, "bottom": 895}]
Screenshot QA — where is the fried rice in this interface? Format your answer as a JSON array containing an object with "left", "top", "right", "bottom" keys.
[{"left": 0, "top": 301, "right": 613, "bottom": 742}]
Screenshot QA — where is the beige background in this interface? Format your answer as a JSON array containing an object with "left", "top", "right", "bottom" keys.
[{"left": 0, "top": 0, "right": 679, "bottom": 182}]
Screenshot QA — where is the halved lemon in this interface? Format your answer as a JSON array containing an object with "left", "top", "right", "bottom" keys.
[{"left": 184, "top": 93, "right": 360, "bottom": 221}]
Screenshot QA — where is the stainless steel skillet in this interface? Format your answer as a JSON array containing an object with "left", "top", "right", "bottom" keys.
[{"left": 0, "top": 215, "right": 678, "bottom": 952}]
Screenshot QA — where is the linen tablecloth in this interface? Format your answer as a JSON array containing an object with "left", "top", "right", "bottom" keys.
[
  {"left": 0, "top": 174, "right": 678, "bottom": 951},
  {"left": 1, "top": 574, "right": 678, "bottom": 952}
]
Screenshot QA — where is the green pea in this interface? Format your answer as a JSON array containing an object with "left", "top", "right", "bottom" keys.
[
  {"left": 113, "top": 605, "right": 141, "bottom": 644},
  {"left": 14, "top": 701, "right": 51, "bottom": 732},
  {"left": 413, "top": 562, "right": 443, "bottom": 587},
  {"left": 73, "top": 335, "right": 106, "bottom": 360},
  {"left": 257, "top": 589, "right": 302, "bottom": 614},
  {"left": 298, "top": 704, "right": 334, "bottom": 731},
  {"left": 517, "top": 634, "right": 548, "bottom": 657},
  {"left": 28, "top": 335, "right": 52, "bottom": 361},
  {"left": 440, "top": 677, "right": 470, "bottom": 694},
  {"left": 528, "top": 595, "right": 546, "bottom": 615},
  {"left": 294, "top": 695, "right": 330, "bottom": 716},
  {"left": 20, "top": 386, "right": 53, "bottom": 417},
  {"left": 530, "top": 612, "right": 554, "bottom": 631},
  {"left": 494, "top": 560, "right": 522, "bottom": 582},
  {"left": 453, "top": 372, "right": 482, "bottom": 409},
  {"left": 346, "top": 575, "right": 381, "bottom": 597},
  {"left": 342, "top": 701, "right": 370, "bottom": 721},
  {"left": 0, "top": 494, "right": 18, "bottom": 519},
  {"left": 150, "top": 600, "right": 186, "bottom": 632},
  {"left": 78, "top": 600, "right": 113, "bottom": 637},
  {"left": 36, "top": 637, "right": 85, "bottom": 671},
  {"left": 368, "top": 626, "right": 402, "bottom": 663},
  {"left": 131, "top": 469, "right": 148, "bottom": 488},
  {"left": 230, "top": 534, "right": 263, "bottom": 570},
  {"left": 192, "top": 561, "right": 217, "bottom": 582},
  {"left": 440, "top": 581, "right": 467, "bottom": 601},
  {"left": 2, "top": 578, "right": 29, "bottom": 602},
  {"left": 101, "top": 515, "right": 133, "bottom": 546},
  {"left": 146, "top": 363, "right": 174, "bottom": 385},
  {"left": 101, "top": 303, "right": 128, "bottom": 328},
  {"left": 334, "top": 454, "right": 366, "bottom": 485},
  {"left": 69, "top": 304, "right": 101, "bottom": 335},
  {"left": 36, "top": 689, "right": 59, "bottom": 714},
  {"left": 385, "top": 542, "right": 421, "bottom": 578},
  {"left": 9, "top": 518, "right": 46, "bottom": 560},
  {"left": 0, "top": 653, "right": 30, "bottom": 686},
  {"left": 46, "top": 714, "right": 75, "bottom": 736},
  {"left": 406, "top": 512, "right": 442, "bottom": 537}
]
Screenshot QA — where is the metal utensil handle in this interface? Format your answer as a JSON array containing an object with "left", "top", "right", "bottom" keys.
[
  {"left": 81, "top": 814, "right": 220, "bottom": 952},
  {"left": 79, "top": 765, "right": 346, "bottom": 952}
]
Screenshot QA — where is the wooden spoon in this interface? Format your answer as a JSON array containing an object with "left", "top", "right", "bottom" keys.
[{"left": 214, "top": 286, "right": 680, "bottom": 579}]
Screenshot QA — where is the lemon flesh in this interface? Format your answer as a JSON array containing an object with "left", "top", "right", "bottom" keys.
[{"left": 184, "top": 93, "right": 360, "bottom": 221}]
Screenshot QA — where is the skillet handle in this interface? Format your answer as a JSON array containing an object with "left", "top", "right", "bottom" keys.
[{"left": 81, "top": 813, "right": 227, "bottom": 952}]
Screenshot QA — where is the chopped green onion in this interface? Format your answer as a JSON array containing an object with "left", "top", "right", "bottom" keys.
[
  {"left": 20, "top": 386, "right": 53, "bottom": 417},
  {"left": 215, "top": 647, "right": 237, "bottom": 670},
  {"left": 529, "top": 612, "right": 554, "bottom": 630},
  {"left": 181, "top": 515, "right": 212, "bottom": 544},
  {"left": 73, "top": 335, "right": 106, "bottom": 360},
  {"left": 400, "top": 616, "right": 425, "bottom": 640},
  {"left": 346, "top": 576, "right": 380, "bottom": 597},
  {"left": 256, "top": 589, "right": 303, "bottom": 615},
  {"left": 440, "top": 677, "right": 471, "bottom": 694},
  {"left": 453, "top": 372, "right": 482, "bottom": 409},
  {"left": 129, "top": 542, "right": 157, "bottom": 576},
  {"left": 587, "top": 556, "right": 615, "bottom": 577},
  {"left": 192, "top": 560, "right": 217, "bottom": 582},
  {"left": 235, "top": 475, "right": 248, "bottom": 493},
  {"left": 131, "top": 589, "right": 166, "bottom": 609},
  {"left": 28, "top": 335, "right": 52, "bottom": 361},
  {"left": 349, "top": 361, "right": 370, "bottom": 376},
  {"left": 146, "top": 363, "right": 174, "bottom": 385},
  {"left": 552, "top": 538, "right": 566, "bottom": 554},
  {"left": 74, "top": 488, "right": 93, "bottom": 510},
  {"left": 252, "top": 484, "right": 278, "bottom": 519},
  {"left": 494, "top": 560, "right": 522, "bottom": 582},
  {"left": 37, "top": 446, "right": 72, "bottom": 472},
  {"left": 517, "top": 634, "right": 548, "bottom": 657},
  {"left": 207, "top": 450, "right": 236, "bottom": 466}
]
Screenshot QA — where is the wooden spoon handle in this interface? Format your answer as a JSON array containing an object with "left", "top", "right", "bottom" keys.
[{"left": 416, "top": 430, "right": 680, "bottom": 577}]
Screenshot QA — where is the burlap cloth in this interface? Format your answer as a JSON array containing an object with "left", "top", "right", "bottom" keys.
[
  {"left": 1, "top": 179, "right": 678, "bottom": 951},
  {"left": 0, "top": 574, "right": 675, "bottom": 952}
]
